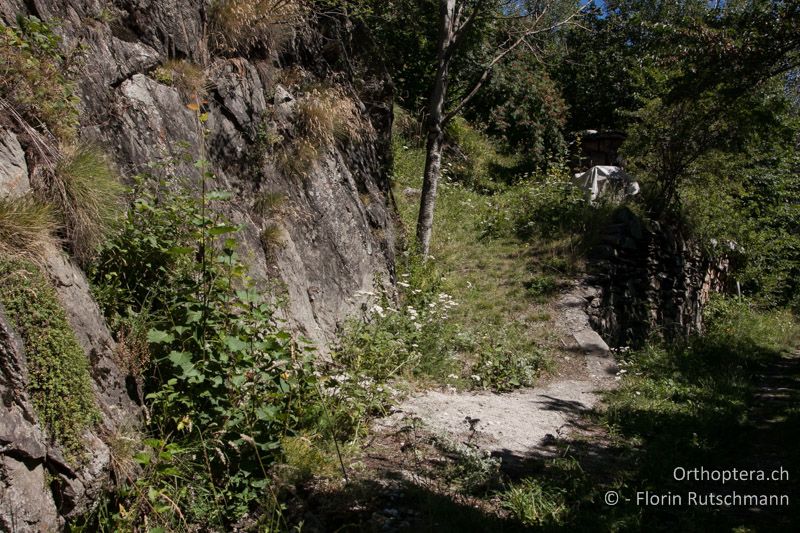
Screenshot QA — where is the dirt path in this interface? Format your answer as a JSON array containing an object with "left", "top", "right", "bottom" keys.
[{"left": 377, "top": 284, "right": 618, "bottom": 462}]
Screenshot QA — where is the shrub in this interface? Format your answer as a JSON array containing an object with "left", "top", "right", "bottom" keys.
[
  {"left": 444, "top": 116, "right": 511, "bottom": 190},
  {"left": 50, "top": 144, "right": 123, "bottom": 262},
  {"left": 0, "top": 195, "right": 57, "bottom": 258},
  {"left": 0, "top": 16, "right": 79, "bottom": 141},
  {"left": 479, "top": 165, "right": 617, "bottom": 248},
  {"left": 470, "top": 323, "right": 546, "bottom": 390},
  {"left": 0, "top": 257, "right": 98, "bottom": 458},
  {"left": 209, "top": 0, "right": 305, "bottom": 54},
  {"left": 90, "top": 174, "right": 318, "bottom": 528},
  {"left": 525, "top": 273, "right": 559, "bottom": 301}
]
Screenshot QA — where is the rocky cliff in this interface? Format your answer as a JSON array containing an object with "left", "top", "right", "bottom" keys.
[{"left": 0, "top": 1, "right": 395, "bottom": 529}]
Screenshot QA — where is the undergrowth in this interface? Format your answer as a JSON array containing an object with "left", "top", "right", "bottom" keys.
[
  {"left": 85, "top": 170, "right": 322, "bottom": 530},
  {"left": 327, "top": 111, "right": 557, "bottom": 401}
]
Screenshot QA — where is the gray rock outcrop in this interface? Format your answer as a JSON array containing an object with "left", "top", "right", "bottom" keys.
[{"left": 0, "top": 1, "right": 397, "bottom": 529}]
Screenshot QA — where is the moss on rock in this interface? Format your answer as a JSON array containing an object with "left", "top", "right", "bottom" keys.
[{"left": 0, "top": 256, "right": 98, "bottom": 458}]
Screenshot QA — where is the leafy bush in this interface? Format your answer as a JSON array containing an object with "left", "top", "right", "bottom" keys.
[
  {"left": 680, "top": 148, "right": 800, "bottom": 310},
  {"left": 49, "top": 144, "right": 123, "bottom": 262},
  {"left": 465, "top": 47, "right": 568, "bottom": 170},
  {"left": 0, "top": 16, "right": 79, "bottom": 141},
  {"left": 0, "top": 196, "right": 57, "bottom": 258},
  {"left": 469, "top": 323, "right": 546, "bottom": 391},
  {"left": 0, "top": 257, "right": 98, "bottom": 458},
  {"left": 444, "top": 117, "right": 501, "bottom": 189},
  {"left": 480, "top": 167, "right": 591, "bottom": 241},
  {"left": 90, "top": 175, "right": 318, "bottom": 528},
  {"left": 526, "top": 273, "right": 558, "bottom": 301}
]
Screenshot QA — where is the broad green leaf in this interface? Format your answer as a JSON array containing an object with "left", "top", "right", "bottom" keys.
[
  {"left": 225, "top": 335, "right": 248, "bottom": 353},
  {"left": 167, "top": 351, "right": 192, "bottom": 367},
  {"left": 147, "top": 329, "right": 174, "bottom": 344}
]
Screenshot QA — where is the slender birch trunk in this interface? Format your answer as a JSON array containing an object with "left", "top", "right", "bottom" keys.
[{"left": 416, "top": 0, "right": 455, "bottom": 257}]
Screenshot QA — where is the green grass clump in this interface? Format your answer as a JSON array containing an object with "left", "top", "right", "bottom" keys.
[
  {"left": 51, "top": 144, "right": 123, "bottom": 262},
  {"left": 0, "top": 257, "right": 98, "bottom": 458},
  {"left": 501, "top": 478, "right": 568, "bottom": 527},
  {"left": 0, "top": 196, "right": 57, "bottom": 258}
]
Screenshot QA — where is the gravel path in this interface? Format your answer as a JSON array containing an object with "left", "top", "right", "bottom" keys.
[{"left": 377, "top": 285, "right": 618, "bottom": 460}]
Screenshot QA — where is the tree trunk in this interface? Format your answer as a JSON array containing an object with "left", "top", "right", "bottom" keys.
[
  {"left": 416, "top": 127, "right": 445, "bottom": 256},
  {"left": 416, "top": 0, "right": 455, "bottom": 257}
]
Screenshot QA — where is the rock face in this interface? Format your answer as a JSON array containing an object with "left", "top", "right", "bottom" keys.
[
  {"left": 1, "top": 1, "right": 396, "bottom": 530},
  {"left": 586, "top": 207, "right": 728, "bottom": 347},
  {"left": 0, "top": 247, "right": 139, "bottom": 532},
  {"left": 0, "top": 128, "right": 29, "bottom": 199}
]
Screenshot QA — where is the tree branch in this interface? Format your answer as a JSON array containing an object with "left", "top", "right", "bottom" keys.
[{"left": 443, "top": 4, "right": 585, "bottom": 124}]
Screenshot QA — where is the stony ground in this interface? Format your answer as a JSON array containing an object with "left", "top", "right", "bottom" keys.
[{"left": 376, "top": 283, "right": 618, "bottom": 465}]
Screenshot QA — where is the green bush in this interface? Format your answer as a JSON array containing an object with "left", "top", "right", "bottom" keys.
[
  {"left": 480, "top": 167, "right": 591, "bottom": 241},
  {"left": 89, "top": 175, "right": 317, "bottom": 528},
  {"left": 443, "top": 116, "right": 521, "bottom": 192},
  {"left": 470, "top": 323, "right": 545, "bottom": 391},
  {"left": 0, "top": 257, "right": 98, "bottom": 458}
]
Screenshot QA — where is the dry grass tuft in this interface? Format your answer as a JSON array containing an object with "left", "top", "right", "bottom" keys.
[
  {"left": 253, "top": 191, "right": 287, "bottom": 217},
  {"left": 260, "top": 222, "right": 286, "bottom": 256},
  {"left": 50, "top": 144, "right": 123, "bottom": 263},
  {"left": 296, "top": 88, "right": 364, "bottom": 146},
  {"left": 0, "top": 195, "right": 58, "bottom": 258},
  {"left": 209, "top": 0, "right": 305, "bottom": 54},
  {"left": 153, "top": 60, "right": 207, "bottom": 102},
  {"left": 275, "top": 87, "right": 366, "bottom": 178}
]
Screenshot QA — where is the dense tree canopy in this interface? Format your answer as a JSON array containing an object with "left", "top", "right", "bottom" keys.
[{"left": 356, "top": 0, "right": 800, "bottom": 306}]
